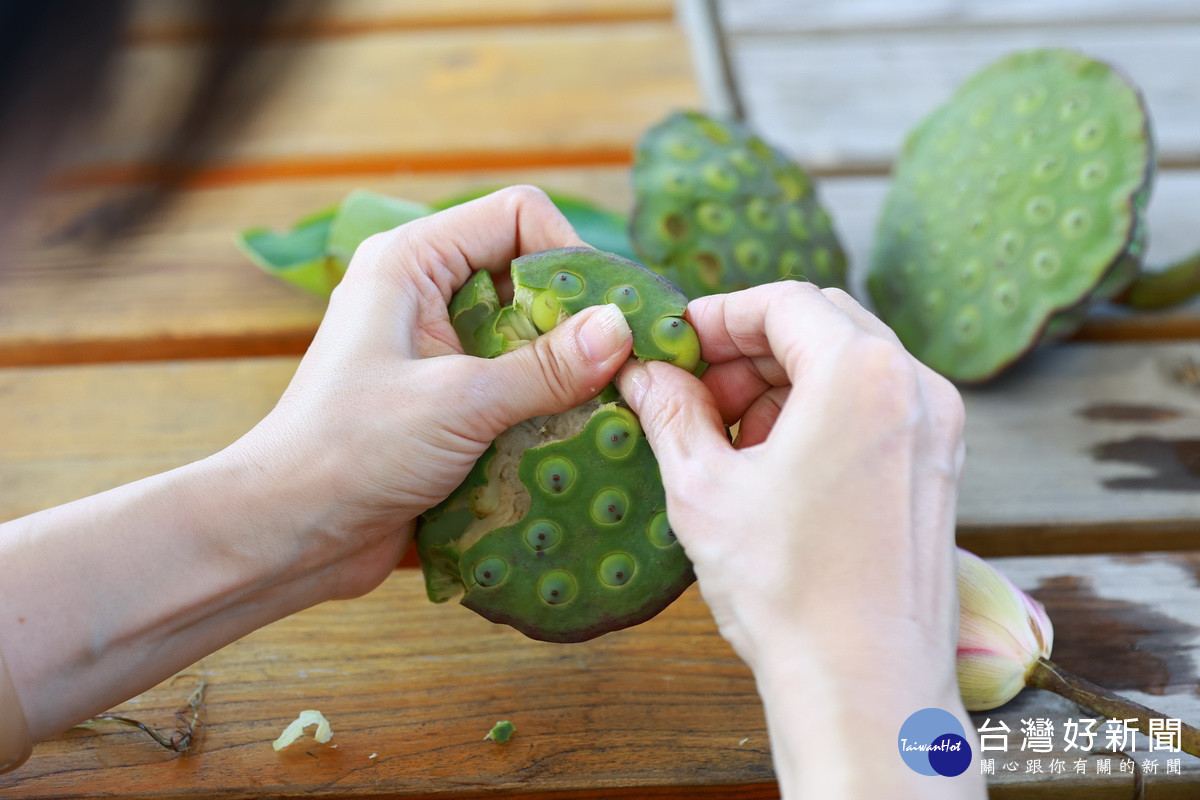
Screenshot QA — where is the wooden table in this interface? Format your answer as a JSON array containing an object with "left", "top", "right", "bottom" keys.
[{"left": 3, "top": 1, "right": 1200, "bottom": 797}]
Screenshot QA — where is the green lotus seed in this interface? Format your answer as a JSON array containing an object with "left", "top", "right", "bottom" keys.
[
  {"left": 696, "top": 202, "right": 736, "bottom": 235},
  {"left": 814, "top": 247, "right": 833, "bottom": 275},
  {"left": 605, "top": 284, "right": 641, "bottom": 313},
  {"left": 777, "top": 169, "right": 810, "bottom": 201},
  {"left": 696, "top": 116, "right": 733, "bottom": 145},
  {"left": 1077, "top": 160, "right": 1110, "bottom": 190},
  {"left": 959, "top": 259, "right": 985, "bottom": 292},
  {"left": 923, "top": 287, "right": 946, "bottom": 313},
  {"left": 530, "top": 290, "right": 563, "bottom": 332},
  {"left": 473, "top": 556, "right": 508, "bottom": 588},
  {"left": 992, "top": 280, "right": 1020, "bottom": 315},
  {"left": 1024, "top": 195, "right": 1056, "bottom": 225},
  {"left": 1073, "top": 119, "right": 1106, "bottom": 151},
  {"left": 598, "top": 553, "right": 636, "bottom": 587},
  {"left": 1032, "top": 155, "right": 1064, "bottom": 183},
  {"left": 1059, "top": 91, "right": 1089, "bottom": 121},
  {"left": 954, "top": 305, "right": 982, "bottom": 341},
  {"left": 651, "top": 316, "right": 701, "bottom": 371},
  {"left": 550, "top": 271, "right": 584, "bottom": 298},
  {"left": 786, "top": 207, "right": 809, "bottom": 238},
  {"left": 590, "top": 488, "right": 629, "bottom": 525},
  {"left": 537, "top": 456, "right": 576, "bottom": 495},
  {"left": 969, "top": 98, "right": 996, "bottom": 127},
  {"left": 524, "top": 520, "right": 562, "bottom": 551},
  {"left": 966, "top": 211, "right": 990, "bottom": 241},
  {"left": 1031, "top": 247, "right": 1061, "bottom": 279},
  {"left": 996, "top": 229, "right": 1024, "bottom": 262},
  {"left": 735, "top": 239, "right": 769, "bottom": 274},
  {"left": 538, "top": 571, "right": 576, "bottom": 605},
  {"left": 1014, "top": 84, "right": 1047, "bottom": 115},
  {"left": 745, "top": 197, "right": 778, "bottom": 232},
  {"left": 728, "top": 149, "right": 760, "bottom": 177},
  {"left": 747, "top": 137, "right": 774, "bottom": 161},
  {"left": 596, "top": 411, "right": 639, "bottom": 460},
  {"left": 1059, "top": 208, "right": 1092, "bottom": 239},
  {"left": 665, "top": 136, "right": 702, "bottom": 161},
  {"left": 702, "top": 163, "right": 738, "bottom": 193},
  {"left": 660, "top": 212, "right": 690, "bottom": 242},
  {"left": 647, "top": 510, "right": 677, "bottom": 548}
]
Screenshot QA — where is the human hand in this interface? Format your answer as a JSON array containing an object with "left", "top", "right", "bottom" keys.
[
  {"left": 616, "top": 282, "right": 977, "bottom": 797},
  {"left": 226, "top": 186, "right": 634, "bottom": 602}
]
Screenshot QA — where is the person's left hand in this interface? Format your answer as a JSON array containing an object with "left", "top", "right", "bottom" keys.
[{"left": 224, "top": 186, "right": 633, "bottom": 601}]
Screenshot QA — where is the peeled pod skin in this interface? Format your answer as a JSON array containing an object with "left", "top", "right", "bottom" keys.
[{"left": 416, "top": 248, "right": 700, "bottom": 643}]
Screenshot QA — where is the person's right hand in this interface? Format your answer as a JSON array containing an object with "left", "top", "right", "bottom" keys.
[{"left": 616, "top": 282, "right": 980, "bottom": 798}]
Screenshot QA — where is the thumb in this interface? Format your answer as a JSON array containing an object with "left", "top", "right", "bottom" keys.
[
  {"left": 616, "top": 359, "right": 729, "bottom": 474},
  {"left": 471, "top": 304, "right": 633, "bottom": 432}
]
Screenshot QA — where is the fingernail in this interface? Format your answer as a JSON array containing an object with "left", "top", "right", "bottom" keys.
[
  {"left": 577, "top": 304, "right": 631, "bottom": 363},
  {"left": 617, "top": 360, "right": 649, "bottom": 408}
]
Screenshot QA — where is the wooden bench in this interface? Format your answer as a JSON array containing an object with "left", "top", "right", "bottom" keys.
[{"left": 2, "top": 1, "right": 1199, "bottom": 796}]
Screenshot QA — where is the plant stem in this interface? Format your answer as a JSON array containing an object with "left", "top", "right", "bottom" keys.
[
  {"left": 1028, "top": 658, "right": 1200, "bottom": 758},
  {"left": 1117, "top": 250, "right": 1200, "bottom": 310}
]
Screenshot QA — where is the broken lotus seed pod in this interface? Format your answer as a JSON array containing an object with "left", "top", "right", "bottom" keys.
[
  {"left": 417, "top": 247, "right": 698, "bottom": 643},
  {"left": 867, "top": 48, "right": 1153, "bottom": 383},
  {"left": 630, "top": 110, "right": 847, "bottom": 298}
]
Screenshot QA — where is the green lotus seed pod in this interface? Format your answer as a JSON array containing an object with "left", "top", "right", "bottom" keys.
[
  {"left": 867, "top": 48, "right": 1153, "bottom": 383},
  {"left": 416, "top": 247, "right": 697, "bottom": 642},
  {"left": 631, "top": 110, "right": 847, "bottom": 298}
]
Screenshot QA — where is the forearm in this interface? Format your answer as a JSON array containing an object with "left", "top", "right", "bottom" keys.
[
  {"left": 753, "top": 636, "right": 986, "bottom": 800},
  {"left": 0, "top": 447, "right": 332, "bottom": 740}
]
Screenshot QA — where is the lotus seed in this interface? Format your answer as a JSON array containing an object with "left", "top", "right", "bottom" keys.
[
  {"left": 651, "top": 316, "right": 701, "bottom": 371},
  {"left": 599, "top": 553, "right": 636, "bottom": 587},
  {"left": 702, "top": 163, "right": 738, "bottom": 193},
  {"left": 1077, "top": 160, "right": 1110, "bottom": 190},
  {"left": 473, "top": 556, "right": 508, "bottom": 588},
  {"left": 550, "top": 271, "right": 584, "bottom": 298},
  {"left": 991, "top": 280, "right": 1020, "bottom": 315},
  {"left": 596, "top": 411, "right": 639, "bottom": 459},
  {"left": 735, "top": 239, "right": 769, "bottom": 274},
  {"left": 537, "top": 456, "right": 576, "bottom": 495},
  {"left": 1031, "top": 247, "right": 1061, "bottom": 279},
  {"left": 996, "top": 229, "right": 1024, "bottom": 262},
  {"left": 1033, "top": 155, "right": 1064, "bottom": 182},
  {"left": 786, "top": 207, "right": 809, "bottom": 238},
  {"left": 1073, "top": 119, "right": 1106, "bottom": 151},
  {"left": 590, "top": 488, "right": 629, "bottom": 525},
  {"left": 1059, "top": 208, "right": 1092, "bottom": 238},
  {"left": 954, "top": 306, "right": 982, "bottom": 341},
  {"left": 663, "top": 170, "right": 694, "bottom": 195},
  {"left": 696, "top": 202, "right": 735, "bottom": 235},
  {"left": 530, "top": 290, "right": 563, "bottom": 332},
  {"left": 728, "top": 149, "right": 760, "bottom": 177},
  {"left": 605, "top": 285, "right": 641, "bottom": 312},
  {"left": 538, "top": 571, "right": 577, "bottom": 605},
  {"left": 959, "top": 259, "right": 985, "bottom": 292},
  {"left": 745, "top": 197, "right": 778, "bottom": 232},
  {"left": 524, "top": 520, "right": 562, "bottom": 551},
  {"left": 1024, "top": 195, "right": 1056, "bottom": 226},
  {"left": 665, "top": 136, "right": 702, "bottom": 161},
  {"left": 661, "top": 212, "right": 690, "bottom": 242},
  {"left": 647, "top": 511, "right": 677, "bottom": 548},
  {"left": 1059, "top": 92, "right": 1089, "bottom": 120}
]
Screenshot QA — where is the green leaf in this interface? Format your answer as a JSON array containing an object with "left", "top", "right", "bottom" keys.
[
  {"left": 434, "top": 188, "right": 635, "bottom": 261},
  {"left": 484, "top": 720, "right": 515, "bottom": 743},
  {"left": 235, "top": 207, "right": 339, "bottom": 296},
  {"left": 327, "top": 189, "right": 433, "bottom": 265}
]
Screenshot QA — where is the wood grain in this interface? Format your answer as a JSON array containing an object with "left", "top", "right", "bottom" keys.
[{"left": 3, "top": 552, "right": 1199, "bottom": 798}]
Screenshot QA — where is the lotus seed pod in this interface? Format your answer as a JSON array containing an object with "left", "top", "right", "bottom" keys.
[
  {"left": 630, "top": 110, "right": 847, "bottom": 298},
  {"left": 417, "top": 248, "right": 698, "bottom": 642},
  {"left": 867, "top": 49, "right": 1153, "bottom": 383}
]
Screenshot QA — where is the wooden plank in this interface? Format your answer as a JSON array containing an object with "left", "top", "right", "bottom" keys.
[
  {"left": 3, "top": 552, "right": 1199, "bottom": 797},
  {"left": 5, "top": 344, "right": 1200, "bottom": 556},
  {"left": 2, "top": 167, "right": 634, "bottom": 367},
  {"left": 62, "top": 22, "right": 700, "bottom": 179},
  {"left": 724, "top": 24, "right": 1200, "bottom": 171},
  {"left": 129, "top": 0, "right": 676, "bottom": 40},
  {"left": 721, "top": 0, "right": 1200, "bottom": 33}
]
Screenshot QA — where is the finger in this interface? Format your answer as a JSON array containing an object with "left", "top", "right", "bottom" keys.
[
  {"left": 616, "top": 359, "right": 730, "bottom": 476},
  {"left": 820, "top": 287, "right": 903, "bottom": 345},
  {"left": 466, "top": 304, "right": 632, "bottom": 437},
  {"left": 732, "top": 386, "right": 790, "bottom": 449},
  {"left": 699, "top": 355, "right": 788, "bottom": 425}
]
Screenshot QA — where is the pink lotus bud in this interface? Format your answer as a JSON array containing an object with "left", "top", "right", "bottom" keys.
[{"left": 955, "top": 548, "right": 1054, "bottom": 711}]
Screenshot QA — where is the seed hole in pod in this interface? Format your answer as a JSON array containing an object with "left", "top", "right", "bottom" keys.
[
  {"left": 524, "top": 520, "right": 562, "bottom": 551},
  {"left": 696, "top": 117, "right": 733, "bottom": 145},
  {"left": 663, "top": 170, "right": 694, "bottom": 196},
  {"left": 550, "top": 271, "right": 584, "bottom": 299},
  {"left": 538, "top": 571, "right": 577, "bottom": 606},
  {"left": 696, "top": 202, "right": 735, "bottom": 235},
  {"left": 996, "top": 229, "right": 1024, "bottom": 262},
  {"left": 786, "top": 206, "right": 809, "bottom": 239},
  {"left": 965, "top": 211, "right": 990, "bottom": 241},
  {"left": 648, "top": 510, "right": 678, "bottom": 548},
  {"left": 958, "top": 259, "right": 984, "bottom": 292},
  {"left": 599, "top": 552, "right": 637, "bottom": 587},
  {"left": 923, "top": 287, "right": 945, "bottom": 313},
  {"left": 746, "top": 197, "right": 777, "bottom": 232},
  {"left": 473, "top": 556, "right": 508, "bottom": 588},
  {"left": 537, "top": 456, "right": 576, "bottom": 495},
  {"left": 1077, "top": 159, "right": 1110, "bottom": 190},
  {"left": 651, "top": 316, "right": 701, "bottom": 370},
  {"left": 590, "top": 488, "right": 629, "bottom": 525},
  {"left": 1032, "top": 155, "right": 1064, "bottom": 183},
  {"left": 1059, "top": 208, "right": 1092, "bottom": 239},
  {"left": 1014, "top": 85, "right": 1047, "bottom": 115},
  {"left": 692, "top": 251, "right": 724, "bottom": 291},
  {"left": 1017, "top": 122, "right": 1048, "bottom": 149},
  {"left": 969, "top": 98, "right": 996, "bottom": 128},
  {"left": 985, "top": 164, "right": 1013, "bottom": 195},
  {"left": 1030, "top": 247, "right": 1061, "bottom": 279},
  {"left": 1059, "top": 91, "right": 1089, "bottom": 121},
  {"left": 661, "top": 212, "right": 690, "bottom": 242},
  {"left": 596, "top": 411, "right": 640, "bottom": 459},
  {"left": 729, "top": 149, "right": 760, "bottom": 177},
  {"left": 735, "top": 239, "right": 769, "bottom": 275},
  {"left": 954, "top": 305, "right": 981, "bottom": 342},
  {"left": 813, "top": 248, "right": 833, "bottom": 276},
  {"left": 748, "top": 137, "right": 774, "bottom": 162},
  {"left": 1073, "top": 119, "right": 1106, "bottom": 151},
  {"left": 776, "top": 169, "right": 811, "bottom": 202},
  {"left": 991, "top": 280, "right": 1019, "bottom": 315},
  {"left": 605, "top": 285, "right": 641, "bottom": 313},
  {"left": 1024, "top": 195, "right": 1056, "bottom": 226},
  {"left": 665, "top": 135, "right": 702, "bottom": 161},
  {"left": 703, "top": 163, "right": 739, "bottom": 193}
]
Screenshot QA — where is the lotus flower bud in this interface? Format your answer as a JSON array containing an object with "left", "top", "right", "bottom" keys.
[{"left": 956, "top": 549, "right": 1054, "bottom": 711}]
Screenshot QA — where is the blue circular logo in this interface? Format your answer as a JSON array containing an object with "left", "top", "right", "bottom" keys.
[{"left": 898, "top": 708, "right": 972, "bottom": 777}]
